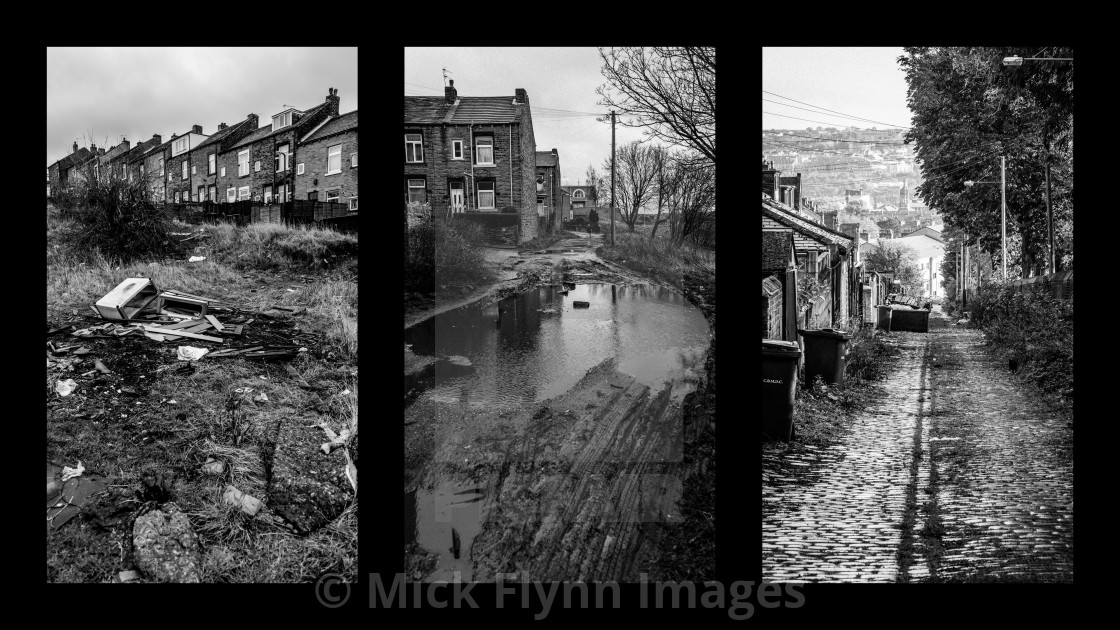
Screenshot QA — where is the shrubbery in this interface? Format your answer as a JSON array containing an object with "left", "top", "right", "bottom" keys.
[
  {"left": 57, "top": 174, "right": 188, "bottom": 264},
  {"left": 970, "top": 282, "right": 1074, "bottom": 406},
  {"left": 404, "top": 203, "right": 492, "bottom": 294}
]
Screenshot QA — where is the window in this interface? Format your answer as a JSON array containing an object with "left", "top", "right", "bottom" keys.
[
  {"left": 175, "top": 191, "right": 181, "bottom": 203},
  {"left": 264, "top": 186, "right": 272, "bottom": 204},
  {"left": 238, "top": 149, "right": 250, "bottom": 177},
  {"left": 254, "top": 160, "right": 260, "bottom": 172},
  {"left": 327, "top": 144, "right": 342, "bottom": 174},
  {"left": 139, "top": 164, "right": 144, "bottom": 177},
  {"left": 208, "top": 153, "right": 215, "bottom": 175},
  {"left": 297, "top": 163, "right": 305, "bottom": 175},
  {"left": 238, "top": 186, "right": 250, "bottom": 201},
  {"left": 475, "top": 136, "right": 494, "bottom": 165},
  {"left": 351, "top": 152, "right": 358, "bottom": 167},
  {"left": 173, "top": 137, "right": 188, "bottom": 155},
  {"left": 451, "top": 141, "right": 462, "bottom": 160},
  {"left": 198, "top": 186, "right": 205, "bottom": 202},
  {"left": 349, "top": 196, "right": 358, "bottom": 211},
  {"left": 227, "top": 188, "right": 235, "bottom": 202},
  {"left": 405, "top": 133, "right": 423, "bottom": 163},
  {"left": 182, "top": 161, "right": 188, "bottom": 180},
  {"left": 208, "top": 186, "right": 216, "bottom": 202},
  {"left": 277, "top": 184, "right": 288, "bottom": 203},
  {"left": 275, "top": 144, "right": 289, "bottom": 172},
  {"left": 272, "top": 111, "right": 292, "bottom": 132},
  {"left": 325, "top": 189, "right": 340, "bottom": 203},
  {"left": 158, "top": 158, "right": 164, "bottom": 176},
  {"left": 573, "top": 189, "right": 585, "bottom": 199},
  {"left": 220, "top": 166, "right": 226, "bottom": 177},
  {"left": 407, "top": 179, "right": 425, "bottom": 203},
  {"left": 477, "top": 181, "right": 495, "bottom": 209},
  {"left": 191, "top": 165, "right": 197, "bottom": 175},
  {"left": 308, "top": 191, "right": 318, "bottom": 201}
]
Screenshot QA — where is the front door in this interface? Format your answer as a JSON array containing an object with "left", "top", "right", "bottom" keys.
[{"left": 450, "top": 182, "right": 465, "bottom": 213}]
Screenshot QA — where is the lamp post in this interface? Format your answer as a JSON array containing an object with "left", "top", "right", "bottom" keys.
[{"left": 964, "top": 156, "right": 1008, "bottom": 279}]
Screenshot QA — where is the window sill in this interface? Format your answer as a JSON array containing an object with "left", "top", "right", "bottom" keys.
[
  {"left": 450, "top": 158, "right": 464, "bottom": 161},
  {"left": 324, "top": 170, "right": 341, "bottom": 176},
  {"left": 405, "top": 161, "right": 426, "bottom": 166},
  {"left": 475, "top": 163, "right": 496, "bottom": 167}
]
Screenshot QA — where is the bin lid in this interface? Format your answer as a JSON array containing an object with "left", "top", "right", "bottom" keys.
[
  {"left": 762, "top": 339, "right": 800, "bottom": 352},
  {"left": 797, "top": 328, "right": 852, "bottom": 340}
]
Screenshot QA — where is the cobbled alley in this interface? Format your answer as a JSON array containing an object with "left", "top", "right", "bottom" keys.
[{"left": 762, "top": 306, "right": 1073, "bottom": 583}]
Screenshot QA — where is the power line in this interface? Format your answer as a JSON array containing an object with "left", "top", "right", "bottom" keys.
[
  {"left": 764, "top": 110, "right": 899, "bottom": 130},
  {"left": 762, "top": 90, "right": 912, "bottom": 129}
]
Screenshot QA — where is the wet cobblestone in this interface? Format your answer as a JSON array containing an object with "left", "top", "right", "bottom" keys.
[{"left": 763, "top": 306, "right": 1073, "bottom": 583}]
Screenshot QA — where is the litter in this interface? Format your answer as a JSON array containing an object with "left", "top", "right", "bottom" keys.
[
  {"left": 188, "top": 256, "right": 206, "bottom": 263},
  {"left": 55, "top": 379, "right": 77, "bottom": 397},
  {"left": 176, "top": 346, "right": 209, "bottom": 361},
  {"left": 254, "top": 392, "right": 269, "bottom": 403},
  {"left": 573, "top": 301, "right": 591, "bottom": 308},
  {"left": 94, "top": 278, "right": 161, "bottom": 322},
  {"left": 222, "top": 485, "right": 263, "bottom": 516},
  {"left": 147, "top": 326, "right": 223, "bottom": 343},
  {"left": 94, "top": 359, "right": 111, "bottom": 374},
  {"left": 201, "top": 458, "right": 225, "bottom": 475},
  {"left": 61, "top": 461, "right": 85, "bottom": 481},
  {"left": 46, "top": 461, "right": 109, "bottom": 529},
  {"left": 119, "top": 570, "right": 141, "bottom": 583},
  {"left": 204, "top": 315, "right": 225, "bottom": 331}
]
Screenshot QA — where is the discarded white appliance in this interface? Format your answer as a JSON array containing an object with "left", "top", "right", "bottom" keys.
[{"left": 94, "top": 278, "right": 161, "bottom": 322}]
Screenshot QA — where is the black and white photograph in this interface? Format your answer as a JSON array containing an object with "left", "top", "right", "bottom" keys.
[
  {"left": 46, "top": 47, "right": 358, "bottom": 583},
  {"left": 403, "top": 46, "right": 716, "bottom": 583},
  {"left": 762, "top": 46, "right": 1073, "bottom": 582}
]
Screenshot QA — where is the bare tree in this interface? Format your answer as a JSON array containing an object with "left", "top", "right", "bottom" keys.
[
  {"left": 596, "top": 47, "right": 716, "bottom": 164},
  {"left": 663, "top": 155, "right": 715, "bottom": 247},
  {"left": 601, "top": 141, "right": 659, "bottom": 232},
  {"left": 584, "top": 164, "right": 608, "bottom": 207},
  {"left": 650, "top": 145, "right": 670, "bottom": 241}
]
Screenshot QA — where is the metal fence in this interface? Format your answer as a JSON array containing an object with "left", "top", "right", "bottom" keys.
[{"left": 1005, "top": 270, "right": 1074, "bottom": 301}]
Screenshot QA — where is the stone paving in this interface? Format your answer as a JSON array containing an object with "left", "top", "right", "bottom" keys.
[{"left": 763, "top": 305, "right": 1073, "bottom": 583}]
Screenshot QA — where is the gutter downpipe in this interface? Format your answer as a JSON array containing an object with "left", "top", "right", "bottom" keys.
[
  {"left": 509, "top": 125, "right": 514, "bottom": 239},
  {"left": 469, "top": 122, "right": 474, "bottom": 213}
]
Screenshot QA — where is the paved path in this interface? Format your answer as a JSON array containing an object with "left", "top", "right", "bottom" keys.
[{"left": 762, "top": 306, "right": 1073, "bottom": 583}]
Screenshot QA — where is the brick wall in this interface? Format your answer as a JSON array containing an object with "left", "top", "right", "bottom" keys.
[
  {"left": 405, "top": 123, "right": 525, "bottom": 216},
  {"left": 295, "top": 129, "right": 357, "bottom": 207}
]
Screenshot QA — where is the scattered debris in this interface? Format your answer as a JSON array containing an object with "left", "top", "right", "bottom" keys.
[
  {"left": 254, "top": 392, "right": 269, "bottom": 403},
  {"left": 188, "top": 256, "right": 206, "bottom": 263},
  {"left": 47, "top": 461, "right": 109, "bottom": 529},
  {"left": 94, "top": 359, "right": 111, "bottom": 374},
  {"left": 222, "top": 485, "right": 264, "bottom": 516},
  {"left": 55, "top": 379, "right": 77, "bottom": 397},
  {"left": 62, "top": 461, "right": 86, "bottom": 481},
  {"left": 201, "top": 458, "right": 226, "bottom": 476},
  {"left": 573, "top": 301, "right": 590, "bottom": 308},
  {"left": 176, "top": 346, "right": 209, "bottom": 362},
  {"left": 118, "top": 569, "right": 142, "bottom": 583},
  {"left": 95, "top": 278, "right": 160, "bottom": 322}
]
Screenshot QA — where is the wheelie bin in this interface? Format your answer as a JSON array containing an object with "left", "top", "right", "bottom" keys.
[
  {"left": 762, "top": 339, "right": 801, "bottom": 441},
  {"left": 890, "top": 307, "right": 930, "bottom": 332},
  {"left": 797, "top": 328, "right": 853, "bottom": 387},
  {"left": 876, "top": 304, "right": 893, "bottom": 331}
]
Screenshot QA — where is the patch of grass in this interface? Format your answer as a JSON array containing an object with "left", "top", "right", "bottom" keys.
[
  {"left": 405, "top": 215, "right": 495, "bottom": 294},
  {"left": 597, "top": 230, "right": 714, "bottom": 292},
  {"left": 202, "top": 221, "right": 358, "bottom": 272}
]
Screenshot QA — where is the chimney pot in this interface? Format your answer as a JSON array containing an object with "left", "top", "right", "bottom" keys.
[
  {"left": 515, "top": 88, "right": 527, "bottom": 104},
  {"left": 72, "top": 141, "right": 78, "bottom": 154},
  {"left": 219, "top": 122, "right": 228, "bottom": 131}
]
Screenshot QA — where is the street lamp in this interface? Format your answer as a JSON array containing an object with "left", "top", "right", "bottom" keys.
[
  {"left": 1002, "top": 56, "right": 1074, "bottom": 66},
  {"left": 963, "top": 155, "right": 1008, "bottom": 280}
]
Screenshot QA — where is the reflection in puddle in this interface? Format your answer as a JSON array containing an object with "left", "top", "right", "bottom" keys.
[
  {"left": 404, "top": 284, "right": 709, "bottom": 408},
  {"left": 409, "top": 482, "right": 486, "bottom": 582}
]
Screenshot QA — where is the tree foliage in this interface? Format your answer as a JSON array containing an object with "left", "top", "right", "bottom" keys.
[
  {"left": 596, "top": 47, "right": 716, "bottom": 164},
  {"left": 864, "top": 241, "right": 924, "bottom": 296},
  {"left": 899, "top": 47, "right": 1073, "bottom": 277}
]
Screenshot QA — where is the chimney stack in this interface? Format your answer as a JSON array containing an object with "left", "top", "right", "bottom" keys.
[
  {"left": 192, "top": 124, "right": 203, "bottom": 135},
  {"left": 91, "top": 143, "right": 97, "bottom": 153},
  {"left": 325, "top": 87, "right": 340, "bottom": 116},
  {"left": 171, "top": 133, "right": 177, "bottom": 139},
  {"left": 445, "top": 79, "right": 458, "bottom": 104},
  {"left": 515, "top": 88, "right": 527, "bottom": 104},
  {"left": 247, "top": 114, "right": 259, "bottom": 128},
  {"left": 218, "top": 122, "right": 228, "bottom": 131}
]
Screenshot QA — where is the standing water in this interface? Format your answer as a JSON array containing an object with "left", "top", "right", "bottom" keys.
[{"left": 404, "top": 283, "right": 709, "bottom": 408}]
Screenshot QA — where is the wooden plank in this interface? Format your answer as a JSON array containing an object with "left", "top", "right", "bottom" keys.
[
  {"left": 205, "top": 315, "right": 225, "bottom": 331},
  {"left": 143, "top": 326, "right": 224, "bottom": 343},
  {"left": 158, "top": 319, "right": 203, "bottom": 331},
  {"left": 181, "top": 322, "right": 213, "bottom": 334}
]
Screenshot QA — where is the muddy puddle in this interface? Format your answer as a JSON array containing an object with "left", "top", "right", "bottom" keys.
[
  {"left": 404, "top": 283, "right": 709, "bottom": 409},
  {"left": 405, "top": 483, "right": 486, "bottom": 582}
]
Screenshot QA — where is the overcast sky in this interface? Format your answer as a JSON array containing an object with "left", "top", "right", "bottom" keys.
[
  {"left": 405, "top": 47, "right": 659, "bottom": 188},
  {"left": 762, "top": 47, "right": 913, "bottom": 132},
  {"left": 47, "top": 47, "right": 357, "bottom": 166}
]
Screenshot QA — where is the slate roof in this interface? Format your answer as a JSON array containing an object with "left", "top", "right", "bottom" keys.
[
  {"left": 535, "top": 151, "right": 558, "bottom": 167},
  {"left": 762, "top": 230, "right": 794, "bottom": 273},
  {"left": 125, "top": 137, "right": 165, "bottom": 164},
  {"left": 52, "top": 147, "right": 92, "bottom": 171},
  {"left": 762, "top": 193, "right": 854, "bottom": 251},
  {"left": 404, "top": 96, "right": 523, "bottom": 125},
  {"left": 227, "top": 101, "right": 331, "bottom": 152},
  {"left": 303, "top": 110, "right": 358, "bottom": 143}
]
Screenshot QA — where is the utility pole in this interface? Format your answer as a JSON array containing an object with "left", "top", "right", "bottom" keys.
[
  {"left": 1045, "top": 158, "right": 1055, "bottom": 275},
  {"left": 610, "top": 110, "right": 616, "bottom": 247},
  {"left": 1001, "top": 155, "right": 1007, "bottom": 280}
]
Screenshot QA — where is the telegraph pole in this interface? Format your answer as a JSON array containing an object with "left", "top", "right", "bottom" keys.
[{"left": 610, "top": 110, "right": 616, "bottom": 247}]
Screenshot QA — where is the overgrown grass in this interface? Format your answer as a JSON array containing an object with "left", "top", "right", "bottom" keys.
[
  {"left": 597, "top": 230, "right": 714, "bottom": 291},
  {"left": 405, "top": 214, "right": 494, "bottom": 294},
  {"left": 969, "top": 282, "right": 1074, "bottom": 410},
  {"left": 203, "top": 222, "right": 358, "bottom": 271}
]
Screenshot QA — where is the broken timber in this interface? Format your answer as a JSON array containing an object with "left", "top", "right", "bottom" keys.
[{"left": 143, "top": 326, "right": 223, "bottom": 343}]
